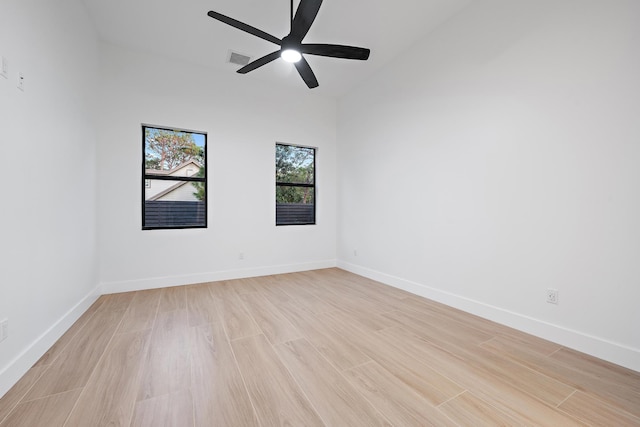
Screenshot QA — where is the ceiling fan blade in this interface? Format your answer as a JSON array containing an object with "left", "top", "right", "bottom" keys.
[
  {"left": 207, "top": 11, "right": 281, "bottom": 45},
  {"left": 294, "top": 57, "right": 319, "bottom": 89},
  {"left": 301, "top": 44, "right": 370, "bottom": 60},
  {"left": 290, "top": 0, "right": 323, "bottom": 41},
  {"left": 237, "top": 51, "right": 281, "bottom": 74}
]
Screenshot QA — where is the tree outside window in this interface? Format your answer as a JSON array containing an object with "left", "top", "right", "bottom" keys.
[{"left": 276, "top": 144, "right": 315, "bottom": 225}]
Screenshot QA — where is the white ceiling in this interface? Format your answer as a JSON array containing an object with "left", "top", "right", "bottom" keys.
[{"left": 82, "top": 0, "right": 472, "bottom": 98}]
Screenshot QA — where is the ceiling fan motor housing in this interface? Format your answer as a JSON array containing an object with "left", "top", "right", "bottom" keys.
[{"left": 280, "top": 35, "right": 301, "bottom": 53}]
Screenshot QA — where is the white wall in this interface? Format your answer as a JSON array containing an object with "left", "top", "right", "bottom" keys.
[
  {"left": 337, "top": 0, "right": 640, "bottom": 371},
  {"left": 96, "top": 43, "right": 337, "bottom": 292},
  {"left": 0, "top": 0, "right": 100, "bottom": 396}
]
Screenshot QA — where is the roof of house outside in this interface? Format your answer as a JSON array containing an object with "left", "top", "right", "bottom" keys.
[
  {"left": 148, "top": 181, "right": 191, "bottom": 201},
  {"left": 145, "top": 159, "right": 202, "bottom": 177}
]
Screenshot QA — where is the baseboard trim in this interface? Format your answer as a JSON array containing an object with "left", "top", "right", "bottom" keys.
[
  {"left": 0, "top": 286, "right": 101, "bottom": 399},
  {"left": 337, "top": 260, "right": 640, "bottom": 373},
  {"left": 99, "top": 259, "right": 338, "bottom": 294}
]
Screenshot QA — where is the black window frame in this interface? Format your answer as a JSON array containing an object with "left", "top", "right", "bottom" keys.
[
  {"left": 275, "top": 143, "right": 316, "bottom": 226},
  {"left": 141, "top": 124, "right": 208, "bottom": 230}
]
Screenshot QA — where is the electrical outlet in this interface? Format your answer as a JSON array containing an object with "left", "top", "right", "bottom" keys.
[
  {"left": 546, "top": 288, "right": 559, "bottom": 304},
  {"left": 17, "top": 72, "right": 24, "bottom": 91},
  {"left": 238, "top": 252, "right": 244, "bottom": 260},
  {"left": 353, "top": 249, "right": 358, "bottom": 256},
  {"left": 0, "top": 319, "right": 8, "bottom": 343}
]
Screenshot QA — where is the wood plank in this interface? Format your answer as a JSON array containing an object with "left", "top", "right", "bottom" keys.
[
  {"left": 344, "top": 361, "right": 458, "bottom": 427},
  {"left": 558, "top": 390, "right": 640, "bottom": 426},
  {"left": 215, "top": 293, "right": 260, "bottom": 341},
  {"left": 137, "top": 310, "right": 191, "bottom": 401},
  {"left": 276, "top": 302, "right": 371, "bottom": 371},
  {"left": 0, "top": 365, "right": 48, "bottom": 425},
  {"left": 0, "top": 389, "right": 81, "bottom": 427},
  {"left": 284, "top": 289, "right": 337, "bottom": 314},
  {"left": 239, "top": 292, "right": 302, "bottom": 344},
  {"left": 231, "top": 334, "right": 323, "bottom": 426},
  {"left": 118, "top": 289, "right": 161, "bottom": 333},
  {"left": 439, "top": 391, "right": 521, "bottom": 426},
  {"left": 378, "top": 312, "right": 575, "bottom": 407},
  {"left": 401, "top": 294, "right": 564, "bottom": 357},
  {"left": 64, "top": 329, "right": 151, "bottom": 427},
  {"left": 274, "top": 278, "right": 337, "bottom": 314},
  {"left": 481, "top": 335, "right": 640, "bottom": 418},
  {"left": 190, "top": 322, "right": 258, "bottom": 427},
  {"left": 319, "top": 310, "right": 465, "bottom": 405},
  {"left": 131, "top": 390, "right": 194, "bottom": 427},
  {"left": 24, "top": 308, "right": 125, "bottom": 401},
  {"left": 377, "top": 326, "right": 585, "bottom": 426},
  {"left": 381, "top": 309, "right": 494, "bottom": 348},
  {"left": 298, "top": 280, "right": 396, "bottom": 331},
  {"left": 334, "top": 271, "right": 415, "bottom": 301},
  {"left": 99, "top": 292, "right": 136, "bottom": 312},
  {"left": 482, "top": 333, "right": 562, "bottom": 358},
  {"left": 256, "top": 282, "right": 293, "bottom": 306},
  {"left": 301, "top": 280, "right": 393, "bottom": 320},
  {"left": 400, "top": 295, "right": 531, "bottom": 341},
  {"left": 229, "top": 277, "right": 264, "bottom": 294},
  {"left": 207, "top": 280, "right": 239, "bottom": 299},
  {"left": 325, "top": 302, "right": 393, "bottom": 332},
  {"left": 275, "top": 339, "right": 391, "bottom": 426},
  {"left": 550, "top": 347, "right": 640, "bottom": 394},
  {"left": 185, "top": 284, "right": 219, "bottom": 327},
  {"left": 320, "top": 274, "right": 411, "bottom": 312},
  {"left": 158, "top": 286, "right": 186, "bottom": 312},
  {"left": 34, "top": 298, "right": 105, "bottom": 367},
  {"left": 468, "top": 345, "right": 576, "bottom": 407}
]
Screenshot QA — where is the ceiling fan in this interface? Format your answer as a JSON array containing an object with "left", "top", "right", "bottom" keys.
[{"left": 207, "top": 0, "right": 370, "bottom": 89}]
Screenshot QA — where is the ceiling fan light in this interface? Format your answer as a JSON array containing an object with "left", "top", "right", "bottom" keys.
[{"left": 281, "top": 49, "right": 302, "bottom": 63}]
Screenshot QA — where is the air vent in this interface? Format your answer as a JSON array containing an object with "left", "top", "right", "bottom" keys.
[{"left": 228, "top": 51, "right": 251, "bottom": 66}]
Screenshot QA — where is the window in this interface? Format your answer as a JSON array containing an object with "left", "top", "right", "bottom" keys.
[
  {"left": 276, "top": 143, "right": 315, "bottom": 225},
  {"left": 142, "top": 125, "right": 207, "bottom": 229}
]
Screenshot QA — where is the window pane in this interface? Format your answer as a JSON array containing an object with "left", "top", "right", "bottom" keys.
[
  {"left": 276, "top": 143, "right": 315, "bottom": 226},
  {"left": 145, "top": 128, "right": 205, "bottom": 172},
  {"left": 143, "top": 125, "right": 207, "bottom": 229},
  {"left": 275, "top": 144, "right": 314, "bottom": 184},
  {"left": 276, "top": 185, "right": 314, "bottom": 204},
  {"left": 144, "top": 180, "right": 205, "bottom": 228},
  {"left": 276, "top": 188, "right": 315, "bottom": 225}
]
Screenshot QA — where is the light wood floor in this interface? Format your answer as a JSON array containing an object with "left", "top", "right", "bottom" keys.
[{"left": 1, "top": 268, "right": 639, "bottom": 426}]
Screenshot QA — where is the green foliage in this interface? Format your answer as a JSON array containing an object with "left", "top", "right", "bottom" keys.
[
  {"left": 276, "top": 144, "right": 314, "bottom": 204},
  {"left": 191, "top": 167, "right": 206, "bottom": 201},
  {"left": 276, "top": 144, "right": 314, "bottom": 183},
  {"left": 145, "top": 128, "right": 204, "bottom": 171},
  {"left": 276, "top": 186, "right": 314, "bottom": 204},
  {"left": 145, "top": 157, "right": 161, "bottom": 170}
]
